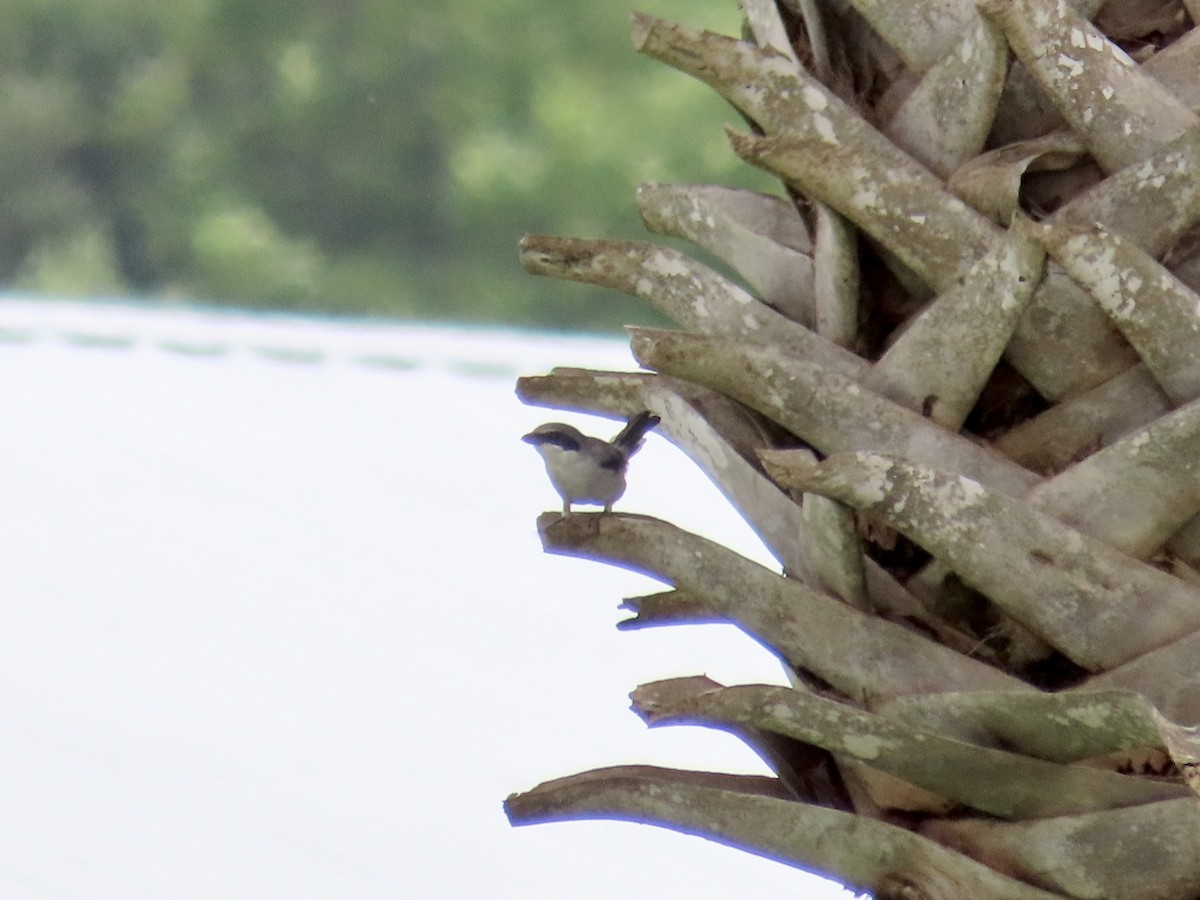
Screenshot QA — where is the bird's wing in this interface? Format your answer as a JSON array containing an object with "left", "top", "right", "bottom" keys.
[{"left": 588, "top": 438, "right": 629, "bottom": 472}]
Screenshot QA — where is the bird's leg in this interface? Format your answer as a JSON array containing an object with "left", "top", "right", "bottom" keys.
[
  {"left": 562, "top": 499, "right": 572, "bottom": 517},
  {"left": 603, "top": 501, "right": 613, "bottom": 513}
]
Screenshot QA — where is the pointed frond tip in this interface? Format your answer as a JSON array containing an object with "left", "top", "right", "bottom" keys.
[
  {"left": 629, "top": 678, "right": 1188, "bottom": 818},
  {"left": 505, "top": 766, "right": 1067, "bottom": 899},
  {"left": 536, "top": 511, "right": 1023, "bottom": 700}
]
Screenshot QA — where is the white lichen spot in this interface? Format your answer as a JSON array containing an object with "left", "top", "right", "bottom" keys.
[
  {"left": 648, "top": 250, "right": 692, "bottom": 279},
  {"left": 687, "top": 203, "right": 712, "bottom": 229},
  {"left": 1101, "top": 85, "right": 1115, "bottom": 100},
  {"left": 927, "top": 474, "right": 987, "bottom": 521},
  {"left": 812, "top": 113, "right": 839, "bottom": 146},
  {"left": 802, "top": 85, "right": 828, "bottom": 111},
  {"left": 1123, "top": 121, "right": 1133, "bottom": 136},
  {"left": 1064, "top": 703, "right": 1109, "bottom": 729},
  {"left": 1129, "top": 431, "right": 1150, "bottom": 449},
  {"left": 843, "top": 733, "right": 886, "bottom": 760},
  {"left": 1056, "top": 54, "right": 1084, "bottom": 78},
  {"left": 1063, "top": 233, "right": 1091, "bottom": 256},
  {"left": 742, "top": 313, "right": 761, "bottom": 330},
  {"left": 1081, "top": 247, "right": 1123, "bottom": 310},
  {"left": 851, "top": 188, "right": 879, "bottom": 209},
  {"left": 1069, "top": 28, "right": 1085, "bottom": 49},
  {"left": 1082, "top": 108, "right": 1094, "bottom": 125},
  {"left": 762, "top": 54, "right": 803, "bottom": 82},
  {"left": 731, "top": 285, "right": 755, "bottom": 305},
  {"left": 957, "top": 475, "right": 987, "bottom": 505},
  {"left": 909, "top": 214, "right": 927, "bottom": 225},
  {"left": 853, "top": 453, "right": 894, "bottom": 504},
  {"left": 769, "top": 701, "right": 795, "bottom": 723},
  {"left": 998, "top": 243, "right": 1024, "bottom": 276},
  {"left": 635, "top": 277, "right": 653, "bottom": 296},
  {"left": 693, "top": 298, "right": 710, "bottom": 318},
  {"left": 740, "top": 84, "right": 768, "bottom": 111},
  {"left": 1087, "top": 33, "right": 1105, "bottom": 52}
]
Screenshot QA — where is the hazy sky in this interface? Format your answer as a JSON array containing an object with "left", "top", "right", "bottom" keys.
[{"left": 0, "top": 300, "right": 853, "bottom": 899}]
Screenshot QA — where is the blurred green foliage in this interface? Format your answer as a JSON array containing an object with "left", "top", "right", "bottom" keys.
[{"left": 0, "top": 0, "right": 777, "bottom": 330}]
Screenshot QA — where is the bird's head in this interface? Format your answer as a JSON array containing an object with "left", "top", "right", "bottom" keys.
[{"left": 522, "top": 423, "right": 585, "bottom": 453}]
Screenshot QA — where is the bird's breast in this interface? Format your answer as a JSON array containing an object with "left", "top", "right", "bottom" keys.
[{"left": 537, "top": 445, "right": 625, "bottom": 504}]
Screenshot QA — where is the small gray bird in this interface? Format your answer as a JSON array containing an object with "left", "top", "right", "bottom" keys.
[{"left": 523, "top": 411, "right": 660, "bottom": 515}]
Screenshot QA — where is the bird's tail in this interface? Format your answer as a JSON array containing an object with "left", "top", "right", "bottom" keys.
[{"left": 612, "top": 410, "right": 661, "bottom": 457}]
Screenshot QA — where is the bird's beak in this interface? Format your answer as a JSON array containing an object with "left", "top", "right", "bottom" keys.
[{"left": 521, "top": 431, "right": 537, "bottom": 443}]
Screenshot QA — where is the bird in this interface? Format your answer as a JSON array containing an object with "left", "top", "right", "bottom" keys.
[{"left": 522, "top": 410, "right": 661, "bottom": 516}]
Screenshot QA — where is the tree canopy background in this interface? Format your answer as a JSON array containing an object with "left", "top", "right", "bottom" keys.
[{"left": 3, "top": 0, "right": 773, "bottom": 331}]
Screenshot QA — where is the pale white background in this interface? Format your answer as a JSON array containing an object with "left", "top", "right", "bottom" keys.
[{"left": 0, "top": 299, "right": 852, "bottom": 898}]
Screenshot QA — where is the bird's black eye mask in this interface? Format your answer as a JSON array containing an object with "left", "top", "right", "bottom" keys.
[{"left": 542, "top": 431, "right": 581, "bottom": 452}]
